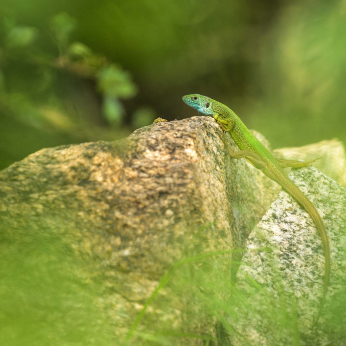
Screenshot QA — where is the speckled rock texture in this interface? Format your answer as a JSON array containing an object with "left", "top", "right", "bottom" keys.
[
  {"left": 232, "top": 167, "right": 346, "bottom": 346},
  {"left": 0, "top": 116, "right": 279, "bottom": 345}
]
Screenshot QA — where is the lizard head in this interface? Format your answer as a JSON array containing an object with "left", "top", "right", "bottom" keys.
[{"left": 182, "top": 94, "right": 215, "bottom": 116}]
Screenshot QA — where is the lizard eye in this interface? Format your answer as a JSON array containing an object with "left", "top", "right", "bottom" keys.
[
  {"left": 192, "top": 96, "right": 198, "bottom": 100},
  {"left": 206, "top": 102, "right": 210, "bottom": 108}
]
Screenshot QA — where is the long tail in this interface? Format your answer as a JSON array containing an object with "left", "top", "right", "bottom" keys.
[{"left": 267, "top": 166, "right": 330, "bottom": 309}]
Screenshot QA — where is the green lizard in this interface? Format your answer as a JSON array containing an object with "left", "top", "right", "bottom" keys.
[{"left": 182, "top": 94, "right": 330, "bottom": 310}]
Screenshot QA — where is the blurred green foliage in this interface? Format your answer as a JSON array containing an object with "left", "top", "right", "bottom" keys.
[
  {"left": 125, "top": 243, "right": 346, "bottom": 345},
  {"left": 0, "top": 222, "right": 115, "bottom": 346},
  {"left": 0, "top": 11, "right": 141, "bottom": 128},
  {"left": 1, "top": 0, "right": 345, "bottom": 170},
  {"left": 247, "top": 1, "right": 346, "bottom": 147},
  {"left": 0, "top": 8, "right": 155, "bottom": 169}
]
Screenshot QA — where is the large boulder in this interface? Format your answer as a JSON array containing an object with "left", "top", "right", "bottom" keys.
[{"left": 0, "top": 116, "right": 344, "bottom": 345}]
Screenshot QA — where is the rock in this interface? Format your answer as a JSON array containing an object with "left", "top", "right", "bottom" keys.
[
  {"left": 0, "top": 115, "right": 344, "bottom": 345},
  {"left": 232, "top": 167, "right": 346, "bottom": 346},
  {"left": 0, "top": 116, "right": 278, "bottom": 345}
]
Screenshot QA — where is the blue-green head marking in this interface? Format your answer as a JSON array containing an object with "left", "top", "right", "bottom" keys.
[
  {"left": 183, "top": 93, "right": 238, "bottom": 132},
  {"left": 182, "top": 94, "right": 215, "bottom": 116}
]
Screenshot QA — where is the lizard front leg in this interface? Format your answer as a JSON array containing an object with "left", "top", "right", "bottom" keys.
[
  {"left": 216, "top": 116, "right": 268, "bottom": 170},
  {"left": 213, "top": 114, "right": 234, "bottom": 132},
  {"left": 223, "top": 138, "right": 268, "bottom": 170}
]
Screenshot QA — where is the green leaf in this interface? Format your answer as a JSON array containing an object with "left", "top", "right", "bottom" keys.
[
  {"left": 102, "top": 95, "right": 124, "bottom": 123},
  {"left": 97, "top": 65, "right": 137, "bottom": 98},
  {"left": 132, "top": 107, "right": 156, "bottom": 128},
  {"left": 50, "top": 13, "right": 76, "bottom": 50},
  {"left": 6, "top": 26, "right": 37, "bottom": 49},
  {"left": 68, "top": 42, "right": 92, "bottom": 59}
]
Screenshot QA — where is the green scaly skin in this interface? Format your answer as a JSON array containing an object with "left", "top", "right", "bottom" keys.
[{"left": 182, "top": 93, "right": 330, "bottom": 312}]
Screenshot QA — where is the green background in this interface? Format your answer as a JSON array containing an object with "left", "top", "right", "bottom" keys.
[{"left": 0, "top": 0, "right": 345, "bottom": 168}]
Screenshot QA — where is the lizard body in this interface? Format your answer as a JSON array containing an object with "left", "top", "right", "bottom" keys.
[{"left": 182, "top": 94, "right": 330, "bottom": 310}]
